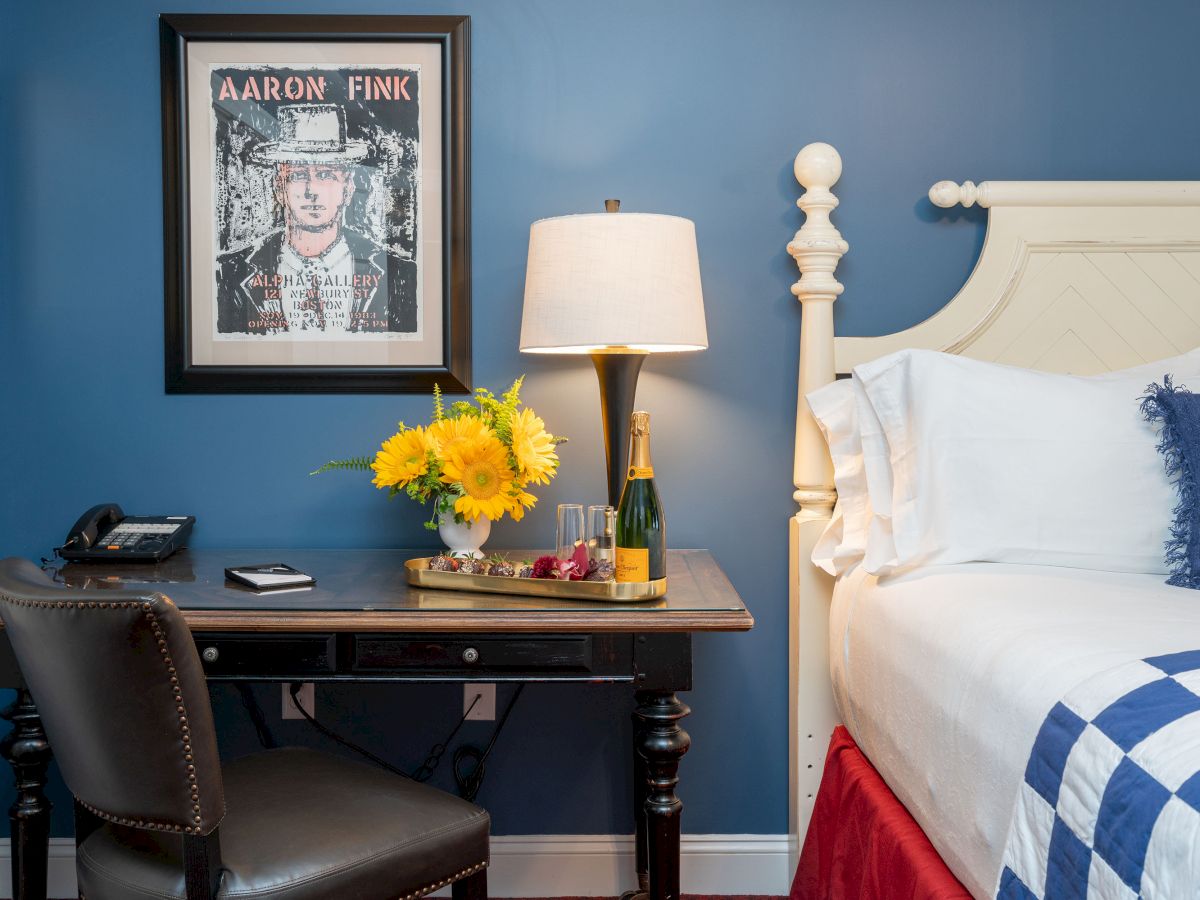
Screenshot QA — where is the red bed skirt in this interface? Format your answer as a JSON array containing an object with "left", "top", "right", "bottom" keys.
[{"left": 790, "top": 726, "right": 972, "bottom": 900}]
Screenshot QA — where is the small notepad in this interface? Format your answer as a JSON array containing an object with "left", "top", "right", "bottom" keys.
[{"left": 225, "top": 564, "right": 315, "bottom": 591}]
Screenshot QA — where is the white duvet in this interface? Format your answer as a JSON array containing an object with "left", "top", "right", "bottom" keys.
[{"left": 830, "top": 563, "right": 1200, "bottom": 899}]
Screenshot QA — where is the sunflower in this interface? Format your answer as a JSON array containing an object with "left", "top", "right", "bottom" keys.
[
  {"left": 509, "top": 407, "right": 558, "bottom": 485},
  {"left": 506, "top": 484, "right": 538, "bottom": 522},
  {"left": 442, "top": 435, "right": 517, "bottom": 521},
  {"left": 428, "top": 415, "right": 492, "bottom": 459},
  {"left": 372, "top": 426, "right": 434, "bottom": 490}
]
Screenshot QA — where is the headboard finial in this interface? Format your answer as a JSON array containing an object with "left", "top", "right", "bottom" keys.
[
  {"left": 788, "top": 142, "right": 845, "bottom": 516},
  {"left": 794, "top": 142, "right": 842, "bottom": 191},
  {"left": 787, "top": 143, "right": 849, "bottom": 303},
  {"left": 929, "top": 179, "right": 982, "bottom": 209}
]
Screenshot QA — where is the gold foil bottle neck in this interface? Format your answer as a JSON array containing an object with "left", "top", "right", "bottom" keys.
[{"left": 630, "top": 411, "right": 651, "bottom": 437}]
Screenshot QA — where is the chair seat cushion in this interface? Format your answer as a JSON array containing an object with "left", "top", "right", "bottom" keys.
[{"left": 77, "top": 747, "right": 489, "bottom": 900}]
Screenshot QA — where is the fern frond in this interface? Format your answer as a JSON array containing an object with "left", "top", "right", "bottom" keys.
[{"left": 310, "top": 456, "right": 373, "bottom": 476}]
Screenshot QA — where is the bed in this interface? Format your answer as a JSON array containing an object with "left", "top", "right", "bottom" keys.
[{"left": 785, "top": 144, "right": 1200, "bottom": 897}]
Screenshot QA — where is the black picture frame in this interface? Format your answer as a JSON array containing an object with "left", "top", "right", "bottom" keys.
[{"left": 160, "top": 14, "right": 471, "bottom": 393}]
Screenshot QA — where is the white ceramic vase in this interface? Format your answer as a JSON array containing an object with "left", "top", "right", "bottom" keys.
[{"left": 438, "top": 512, "right": 491, "bottom": 558}]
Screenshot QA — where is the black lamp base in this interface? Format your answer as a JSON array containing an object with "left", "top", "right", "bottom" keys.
[{"left": 590, "top": 352, "right": 647, "bottom": 508}]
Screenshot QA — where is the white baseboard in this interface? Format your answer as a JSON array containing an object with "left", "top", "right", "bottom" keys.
[
  {"left": 466, "top": 834, "right": 794, "bottom": 897},
  {"left": 3, "top": 834, "right": 793, "bottom": 898},
  {"left": 0, "top": 838, "right": 77, "bottom": 899}
]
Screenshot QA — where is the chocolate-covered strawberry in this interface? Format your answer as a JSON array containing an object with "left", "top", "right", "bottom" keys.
[
  {"left": 457, "top": 557, "right": 488, "bottom": 575},
  {"left": 429, "top": 554, "right": 460, "bottom": 572}
]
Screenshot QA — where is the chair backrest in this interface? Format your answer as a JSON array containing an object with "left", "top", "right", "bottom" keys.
[{"left": 0, "top": 558, "right": 225, "bottom": 836}]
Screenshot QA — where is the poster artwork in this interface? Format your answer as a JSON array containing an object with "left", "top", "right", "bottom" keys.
[{"left": 211, "top": 66, "right": 421, "bottom": 341}]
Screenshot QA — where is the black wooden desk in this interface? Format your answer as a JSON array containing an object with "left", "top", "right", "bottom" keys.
[{"left": 0, "top": 549, "right": 752, "bottom": 900}]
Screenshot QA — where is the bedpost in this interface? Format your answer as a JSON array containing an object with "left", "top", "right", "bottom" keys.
[{"left": 787, "top": 142, "right": 847, "bottom": 876}]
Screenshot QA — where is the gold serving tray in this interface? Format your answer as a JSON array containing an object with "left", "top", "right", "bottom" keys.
[{"left": 404, "top": 558, "right": 667, "bottom": 603}]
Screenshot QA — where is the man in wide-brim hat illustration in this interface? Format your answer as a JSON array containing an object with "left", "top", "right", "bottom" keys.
[{"left": 216, "top": 104, "right": 417, "bottom": 336}]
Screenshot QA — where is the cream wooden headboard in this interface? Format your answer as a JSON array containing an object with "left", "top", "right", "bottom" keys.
[{"left": 786, "top": 143, "right": 1200, "bottom": 872}]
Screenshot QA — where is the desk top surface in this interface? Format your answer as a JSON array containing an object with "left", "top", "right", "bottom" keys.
[{"left": 53, "top": 549, "right": 753, "bottom": 633}]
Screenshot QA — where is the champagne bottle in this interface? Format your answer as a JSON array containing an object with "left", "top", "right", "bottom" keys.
[{"left": 615, "top": 411, "right": 666, "bottom": 582}]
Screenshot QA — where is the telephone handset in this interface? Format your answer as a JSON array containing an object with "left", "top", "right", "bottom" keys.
[{"left": 60, "top": 504, "right": 195, "bottom": 562}]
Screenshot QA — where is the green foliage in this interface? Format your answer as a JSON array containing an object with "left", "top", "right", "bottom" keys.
[
  {"left": 309, "top": 456, "right": 373, "bottom": 476},
  {"left": 484, "top": 375, "right": 525, "bottom": 444},
  {"left": 392, "top": 454, "right": 465, "bottom": 530},
  {"left": 432, "top": 384, "right": 445, "bottom": 421},
  {"left": 441, "top": 376, "right": 527, "bottom": 443}
]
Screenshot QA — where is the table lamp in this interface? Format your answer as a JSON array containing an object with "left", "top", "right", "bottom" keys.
[{"left": 520, "top": 201, "right": 708, "bottom": 506}]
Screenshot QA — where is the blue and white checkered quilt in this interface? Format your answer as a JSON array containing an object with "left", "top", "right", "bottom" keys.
[{"left": 997, "top": 649, "right": 1200, "bottom": 899}]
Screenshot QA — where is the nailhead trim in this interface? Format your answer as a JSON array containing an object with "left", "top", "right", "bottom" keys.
[
  {"left": 0, "top": 592, "right": 212, "bottom": 835},
  {"left": 398, "top": 859, "right": 487, "bottom": 900}
]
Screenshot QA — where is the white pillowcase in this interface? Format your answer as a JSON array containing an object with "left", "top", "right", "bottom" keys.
[
  {"left": 853, "top": 382, "right": 899, "bottom": 572},
  {"left": 807, "top": 376, "right": 904, "bottom": 575},
  {"left": 854, "top": 348, "right": 1200, "bottom": 574},
  {"left": 807, "top": 380, "right": 868, "bottom": 575}
]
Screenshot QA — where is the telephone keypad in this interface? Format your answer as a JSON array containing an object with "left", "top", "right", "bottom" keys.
[{"left": 100, "top": 524, "right": 181, "bottom": 553}]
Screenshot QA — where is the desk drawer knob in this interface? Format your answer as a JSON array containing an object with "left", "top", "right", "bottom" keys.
[
  {"left": 201, "top": 647, "right": 220, "bottom": 664},
  {"left": 462, "top": 647, "right": 480, "bottom": 664}
]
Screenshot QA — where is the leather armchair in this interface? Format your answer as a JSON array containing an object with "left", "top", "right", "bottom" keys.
[{"left": 0, "top": 558, "right": 489, "bottom": 899}]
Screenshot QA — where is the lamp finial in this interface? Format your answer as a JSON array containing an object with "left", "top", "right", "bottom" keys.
[{"left": 604, "top": 199, "right": 621, "bottom": 213}]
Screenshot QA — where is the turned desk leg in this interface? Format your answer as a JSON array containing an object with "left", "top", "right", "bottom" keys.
[
  {"left": 2, "top": 689, "right": 52, "bottom": 900},
  {"left": 621, "top": 691, "right": 652, "bottom": 900},
  {"left": 634, "top": 690, "right": 691, "bottom": 900}
]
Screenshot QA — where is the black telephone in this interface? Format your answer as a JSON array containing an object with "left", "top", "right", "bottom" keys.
[{"left": 60, "top": 504, "right": 195, "bottom": 562}]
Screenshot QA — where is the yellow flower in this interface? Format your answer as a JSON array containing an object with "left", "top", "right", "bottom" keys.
[
  {"left": 428, "top": 416, "right": 492, "bottom": 460},
  {"left": 442, "top": 435, "right": 517, "bottom": 521},
  {"left": 372, "top": 426, "right": 434, "bottom": 490},
  {"left": 509, "top": 407, "right": 558, "bottom": 485},
  {"left": 507, "top": 485, "right": 538, "bottom": 522}
]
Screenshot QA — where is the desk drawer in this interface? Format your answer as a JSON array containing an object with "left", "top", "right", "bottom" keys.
[
  {"left": 353, "top": 635, "right": 593, "bottom": 673},
  {"left": 194, "top": 634, "right": 336, "bottom": 678}
]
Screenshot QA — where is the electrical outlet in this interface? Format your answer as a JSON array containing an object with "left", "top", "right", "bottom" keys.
[
  {"left": 464, "top": 683, "right": 495, "bottom": 721},
  {"left": 283, "top": 683, "right": 315, "bottom": 720}
]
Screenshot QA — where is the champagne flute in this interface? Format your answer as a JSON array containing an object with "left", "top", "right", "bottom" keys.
[{"left": 556, "top": 504, "right": 585, "bottom": 560}]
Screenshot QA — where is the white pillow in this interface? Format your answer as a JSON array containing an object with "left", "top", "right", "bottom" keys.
[
  {"left": 853, "top": 382, "right": 899, "bottom": 572},
  {"left": 811, "top": 500, "right": 859, "bottom": 577},
  {"left": 807, "top": 379, "right": 868, "bottom": 575},
  {"left": 854, "top": 348, "right": 1200, "bottom": 574},
  {"left": 852, "top": 348, "right": 1200, "bottom": 573}
]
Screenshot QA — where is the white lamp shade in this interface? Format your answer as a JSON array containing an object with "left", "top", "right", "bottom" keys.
[{"left": 519, "top": 212, "right": 708, "bottom": 353}]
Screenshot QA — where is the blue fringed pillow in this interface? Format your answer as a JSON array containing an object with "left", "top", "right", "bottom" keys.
[{"left": 1143, "top": 377, "right": 1200, "bottom": 587}]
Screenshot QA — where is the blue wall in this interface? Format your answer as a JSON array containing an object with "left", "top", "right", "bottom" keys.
[{"left": 4, "top": 0, "right": 1200, "bottom": 839}]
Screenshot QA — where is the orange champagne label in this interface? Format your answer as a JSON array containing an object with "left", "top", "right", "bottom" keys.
[
  {"left": 627, "top": 466, "right": 654, "bottom": 480},
  {"left": 615, "top": 547, "right": 650, "bottom": 582}
]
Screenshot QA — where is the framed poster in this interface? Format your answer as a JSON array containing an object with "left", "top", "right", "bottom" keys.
[{"left": 160, "top": 14, "right": 471, "bottom": 393}]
